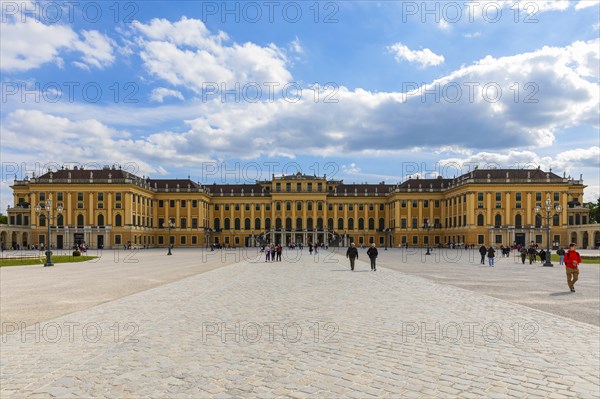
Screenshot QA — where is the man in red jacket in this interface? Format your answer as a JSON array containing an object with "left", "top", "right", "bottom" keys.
[{"left": 564, "top": 243, "right": 582, "bottom": 292}]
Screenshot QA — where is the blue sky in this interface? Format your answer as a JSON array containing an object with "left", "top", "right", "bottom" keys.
[{"left": 1, "top": 0, "right": 599, "bottom": 208}]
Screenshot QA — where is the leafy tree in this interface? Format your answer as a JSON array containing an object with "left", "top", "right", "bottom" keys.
[
  {"left": 584, "top": 197, "right": 600, "bottom": 224},
  {"left": 0, "top": 213, "right": 7, "bottom": 224}
]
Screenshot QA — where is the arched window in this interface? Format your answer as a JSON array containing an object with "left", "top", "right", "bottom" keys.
[
  {"left": 244, "top": 218, "right": 251, "bottom": 230},
  {"left": 77, "top": 214, "right": 84, "bottom": 227},
  {"left": 368, "top": 218, "right": 375, "bottom": 230},
  {"left": 327, "top": 218, "right": 334, "bottom": 230},
  {"left": 307, "top": 217, "right": 313, "bottom": 230},
  {"left": 254, "top": 218, "right": 261, "bottom": 229},
  {"left": 115, "top": 214, "right": 122, "bottom": 227},
  {"left": 275, "top": 218, "right": 282, "bottom": 229},
  {"left": 214, "top": 218, "right": 221, "bottom": 230},
  {"left": 358, "top": 218, "right": 364, "bottom": 230},
  {"left": 296, "top": 218, "right": 302, "bottom": 230},
  {"left": 348, "top": 218, "right": 354, "bottom": 230},
  {"left": 317, "top": 218, "right": 323, "bottom": 229},
  {"left": 265, "top": 218, "right": 271, "bottom": 229},
  {"left": 39, "top": 215, "right": 46, "bottom": 227},
  {"left": 477, "top": 214, "right": 484, "bottom": 226},
  {"left": 285, "top": 218, "right": 292, "bottom": 229},
  {"left": 494, "top": 214, "right": 502, "bottom": 227},
  {"left": 378, "top": 218, "right": 385, "bottom": 230},
  {"left": 234, "top": 218, "right": 241, "bottom": 230},
  {"left": 224, "top": 218, "right": 230, "bottom": 230},
  {"left": 57, "top": 214, "right": 64, "bottom": 227},
  {"left": 338, "top": 218, "right": 344, "bottom": 230},
  {"left": 97, "top": 214, "right": 104, "bottom": 227}
]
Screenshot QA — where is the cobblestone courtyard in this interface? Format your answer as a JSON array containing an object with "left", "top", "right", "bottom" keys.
[{"left": 1, "top": 248, "right": 599, "bottom": 398}]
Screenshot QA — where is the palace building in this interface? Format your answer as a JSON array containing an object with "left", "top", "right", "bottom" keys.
[{"left": 4, "top": 166, "right": 598, "bottom": 250}]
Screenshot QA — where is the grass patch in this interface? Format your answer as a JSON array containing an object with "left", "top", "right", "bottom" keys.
[{"left": 0, "top": 255, "right": 97, "bottom": 267}]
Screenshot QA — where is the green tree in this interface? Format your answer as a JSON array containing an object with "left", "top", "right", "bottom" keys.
[
  {"left": 0, "top": 213, "right": 7, "bottom": 224},
  {"left": 584, "top": 197, "right": 600, "bottom": 224}
]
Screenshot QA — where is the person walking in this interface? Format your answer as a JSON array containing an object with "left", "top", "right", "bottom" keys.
[
  {"left": 346, "top": 242, "right": 359, "bottom": 271},
  {"left": 487, "top": 246, "right": 496, "bottom": 267},
  {"left": 265, "top": 245, "right": 270, "bottom": 262},
  {"left": 539, "top": 249, "right": 546, "bottom": 263},
  {"left": 367, "top": 243, "right": 378, "bottom": 271},
  {"left": 557, "top": 247, "right": 565, "bottom": 265},
  {"left": 520, "top": 246, "right": 527, "bottom": 264},
  {"left": 479, "top": 245, "right": 487, "bottom": 264},
  {"left": 527, "top": 245, "right": 537, "bottom": 264},
  {"left": 270, "top": 244, "right": 276, "bottom": 262},
  {"left": 564, "top": 243, "right": 582, "bottom": 292},
  {"left": 276, "top": 244, "right": 282, "bottom": 261}
]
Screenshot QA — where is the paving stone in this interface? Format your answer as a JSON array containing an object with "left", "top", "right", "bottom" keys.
[{"left": 1, "top": 249, "right": 598, "bottom": 398}]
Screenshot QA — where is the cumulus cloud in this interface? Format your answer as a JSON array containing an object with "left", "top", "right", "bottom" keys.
[
  {"left": 0, "top": 110, "right": 211, "bottom": 175},
  {"left": 575, "top": 0, "right": 600, "bottom": 10},
  {"left": 71, "top": 30, "right": 116, "bottom": 70},
  {"left": 131, "top": 17, "right": 292, "bottom": 92},
  {"left": 0, "top": 11, "right": 116, "bottom": 72},
  {"left": 2, "top": 40, "right": 597, "bottom": 177},
  {"left": 150, "top": 88, "right": 185, "bottom": 103},
  {"left": 388, "top": 43, "right": 445, "bottom": 68}
]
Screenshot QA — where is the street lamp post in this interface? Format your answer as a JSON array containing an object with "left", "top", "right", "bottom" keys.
[
  {"left": 423, "top": 221, "right": 432, "bottom": 255},
  {"left": 163, "top": 219, "right": 175, "bottom": 255},
  {"left": 535, "top": 197, "right": 562, "bottom": 267},
  {"left": 35, "top": 199, "right": 63, "bottom": 267}
]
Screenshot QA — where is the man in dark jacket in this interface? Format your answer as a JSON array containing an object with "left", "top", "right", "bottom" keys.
[
  {"left": 346, "top": 242, "right": 359, "bottom": 271},
  {"left": 479, "top": 245, "right": 487, "bottom": 264},
  {"left": 527, "top": 245, "right": 537, "bottom": 264},
  {"left": 367, "top": 243, "right": 378, "bottom": 271}
]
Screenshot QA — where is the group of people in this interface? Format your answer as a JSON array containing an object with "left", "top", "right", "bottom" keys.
[
  {"left": 346, "top": 242, "right": 379, "bottom": 272},
  {"left": 479, "top": 242, "right": 583, "bottom": 292},
  {"left": 262, "top": 244, "right": 283, "bottom": 262}
]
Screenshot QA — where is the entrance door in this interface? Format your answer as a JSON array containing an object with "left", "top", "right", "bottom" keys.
[
  {"left": 515, "top": 233, "right": 525, "bottom": 247},
  {"left": 97, "top": 235, "right": 104, "bottom": 249},
  {"left": 74, "top": 233, "right": 84, "bottom": 248},
  {"left": 57, "top": 235, "right": 63, "bottom": 250}
]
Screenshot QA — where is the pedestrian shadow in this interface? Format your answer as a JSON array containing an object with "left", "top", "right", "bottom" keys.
[{"left": 549, "top": 292, "right": 572, "bottom": 296}]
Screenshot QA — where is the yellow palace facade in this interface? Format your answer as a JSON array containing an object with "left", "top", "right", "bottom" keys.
[{"left": 5, "top": 166, "right": 595, "bottom": 250}]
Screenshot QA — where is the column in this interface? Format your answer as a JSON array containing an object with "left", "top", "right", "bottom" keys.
[
  {"left": 66, "top": 192, "right": 72, "bottom": 225},
  {"left": 486, "top": 193, "right": 492, "bottom": 226},
  {"left": 88, "top": 192, "right": 94, "bottom": 225},
  {"left": 526, "top": 192, "right": 532, "bottom": 225},
  {"left": 107, "top": 192, "right": 113, "bottom": 226},
  {"left": 394, "top": 200, "right": 404, "bottom": 230},
  {"left": 466, "top": 193, "right": 474, "bottom": 226},
  {"left": 505, "top": 192, "right": 511, "bottom": 225}
]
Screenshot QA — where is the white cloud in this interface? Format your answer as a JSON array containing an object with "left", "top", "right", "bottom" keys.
[
  {"left": 388, "top": 43, "right": 445, "bottom": 68},
  {"left": 290, "top": 37, "right": 304, "bottom": 54},
  {"left": 131, "top": 17, "right": 292, "bottom": 92},
  {"left": 72, "top": 30, "right": 116, "bottom": 70},
  {"left": 342, "top": 163, "right": 361, "bottom": 174},
  {"left": 464, "top": 32, "right": 481, "bottom": 39},
  {"left": 0, "top": 110, "right": 212, "bottom": 175},
  {"left": 0, "top": 13, "right": 116, "bottom": 72},
  {"left": 0, "top": 20, "right": 76, "bottom": 72},
  {"left": 575, "top": 0, "right": 600, "bottom": 10},
  {"left": 438, "top": 20, "right": 451, "bottom": 32},
  {"left": 150, "top": 88, "right": 184, "bottom": 103},
  {"left": 3, "top": 40, "right": 597, "bottom": 175}
]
